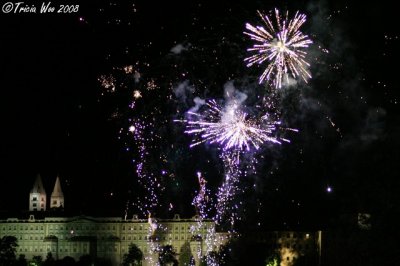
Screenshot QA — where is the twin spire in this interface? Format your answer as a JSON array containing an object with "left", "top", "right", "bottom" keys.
[{"left": 29, "top": 174, "right": 64, "bottom": 211}]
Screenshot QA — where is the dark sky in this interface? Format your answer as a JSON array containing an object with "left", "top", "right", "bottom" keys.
[{"left": 1, "top": 0, "right": 399, "bottom": 228}]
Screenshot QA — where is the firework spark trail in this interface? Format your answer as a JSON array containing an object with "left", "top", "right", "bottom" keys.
[
  {"left": 146, "top": 215, "right": 161, "bottom": 266},
  {"left": 215, "top": 151, "right": 244, "bottom": 228},
  {"left": 244, "top": 8, "right": 313, "bottom": 88},
  {"left": 130, "top": 120, "right": 162, "bottom": 215},
  {"left": 190, "top": 172, "right": 208, "bottom": 262},
  {"left": 193, "top": 172, "right": 210, "bottom": 219},
  {"left": 191, "top": 172, "right": 224, "bottom": 266}
]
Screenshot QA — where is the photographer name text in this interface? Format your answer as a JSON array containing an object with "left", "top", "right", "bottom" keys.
[{"left": 2, "top": 2, "right": 79, "bottom": 14}]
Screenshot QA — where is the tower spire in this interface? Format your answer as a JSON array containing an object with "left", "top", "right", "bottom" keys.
[
  {"left": 50, "top": 176, "right": 64, "bottom": 209},
  {"left": 29, "top": 174, "right": 47, "bottom": 211}
]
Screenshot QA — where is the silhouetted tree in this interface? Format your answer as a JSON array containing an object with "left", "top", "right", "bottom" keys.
[
  {"left": 16, "top": 254, "right": 27, "bottom": 266},
  {"left": 31, "top": 256, "right": 43, "bottom": 266},
  {"left": 122, "top": 244, "right": 143, "bottom": 266},
  {"left": 0, "top": 236, "right": 18, "bottom": 266},
  {"left": 43, "top": 253, "right": 55, "bottom": 266},
  {"left": 94, "top": 258, "right": 111, "bottom": 266},
  {"left": 158, "top": 245, "right": 178, "bottom": 266},
  {"left": 178, "top": 241, "right": 193, "bottom": 266},
  {"left": 218, "top": 237, "right": 275, "bottom": 266},
  {"left": 58, "top": 256, "right": 75, "bottom": 266},
  {"left": 76, "top": 255, "right": 92, "bottom": 266}
]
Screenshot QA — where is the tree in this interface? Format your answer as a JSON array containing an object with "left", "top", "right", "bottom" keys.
[
  {"left": 76, "top": 255, "right": 92, "bottom": 266},
  {"left": 158, "top": 245, "right": 178, "bottom": 266},
  {"left": 178, "top": 241, "right": 193, "bottom": 266},
  {"left": 16, "top": 254, "right": 27, "bottom": 266},
  {"left": 57, "top": 256, "right": 75, "bottom": 266},
  {"left": 43, "top": 253, "right": 55, "bottom": 266},
  {"left": 0, "top": 236, "right": 18, "bottom": 266},
  {"left": 30, "top": 256, "right": 43, "bottom": 266},
  {"left": 122, "top": 244, "right": 143, "bottom": 266},
  {"left": 265, "top": 253, "right": 280, "bottom": 266},
  {"left": 218, "top": 237, "right": 276, "bottom": 266}
]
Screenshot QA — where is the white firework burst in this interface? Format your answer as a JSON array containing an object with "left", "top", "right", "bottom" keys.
[
  {"left": 176, "top": 99, "right": 282, "bottom": 152},
  {"left": 244, "top": 8, "right": 313, "bottom": 88}
]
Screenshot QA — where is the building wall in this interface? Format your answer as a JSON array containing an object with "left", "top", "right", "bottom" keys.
[
  {"left": 50, "top": 196, "right": 64, "bottom": 209},
  {"left": 29, "top": 193, "right": 46, "bottom": 211},
  {"left": 0, "top": 215, "right": 221, "bottom": 266}
]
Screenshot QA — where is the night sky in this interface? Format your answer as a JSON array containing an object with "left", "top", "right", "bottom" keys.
[{"left": 1, "top": 0, "right": 399, "bottom": 231}]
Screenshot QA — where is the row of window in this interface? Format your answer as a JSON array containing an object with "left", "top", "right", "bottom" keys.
[
  {"left": 31, "top": 197, "right": 45, "bottom": 202},
  {"left": 1, "top": 225, "right": 44, "bottom": 231},
  {"left": 1, "top": 224, "right": 213, "bottom": 236}
]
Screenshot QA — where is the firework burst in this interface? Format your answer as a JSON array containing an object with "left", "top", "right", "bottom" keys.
[
  {"left": 177, "top": 99, "right": 282, "bottom": 152},
  {"left": 244, "top": 8, "right": 313, "bottom": 88}
]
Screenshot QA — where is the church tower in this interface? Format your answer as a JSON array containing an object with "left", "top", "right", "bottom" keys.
[
  {"left": 29, "top": 174, "right": 47, "bottom": 211},
  {"left": 50, "top": 176, "right": 64, "bottom": 209}
]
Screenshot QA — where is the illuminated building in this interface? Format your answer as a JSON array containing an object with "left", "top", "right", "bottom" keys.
[
  {"left": 0, "top": 176, "right": 322, "bottom": 266},
  {"left": 0, "top": 176, "right": 226, "bottom": 266}
]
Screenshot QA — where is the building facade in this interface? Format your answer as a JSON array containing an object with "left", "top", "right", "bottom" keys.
[
  {"left": 0, "top": 214, "right": 221, "bottom": 265},
  {"left": 1, "top": 176, "right": 321, "bottom": 266}
]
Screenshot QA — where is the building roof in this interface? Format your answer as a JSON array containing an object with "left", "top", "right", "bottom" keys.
[
  {"left": 51, "top": 176, "right": 64, "bottom": 198},
  {"left": 30, "top": 174, "right": 46, "bottom": 194}
]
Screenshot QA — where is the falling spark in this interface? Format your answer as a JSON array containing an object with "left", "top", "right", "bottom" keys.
[
  {"left": 98, "top": 74, "right": 116, "bottom": 91},
  {"left": 244, "top": 8, "right": 313, "bottom": 88},
  {"left": 133, "top": 90, "right": 142, "bottom": 99}
]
